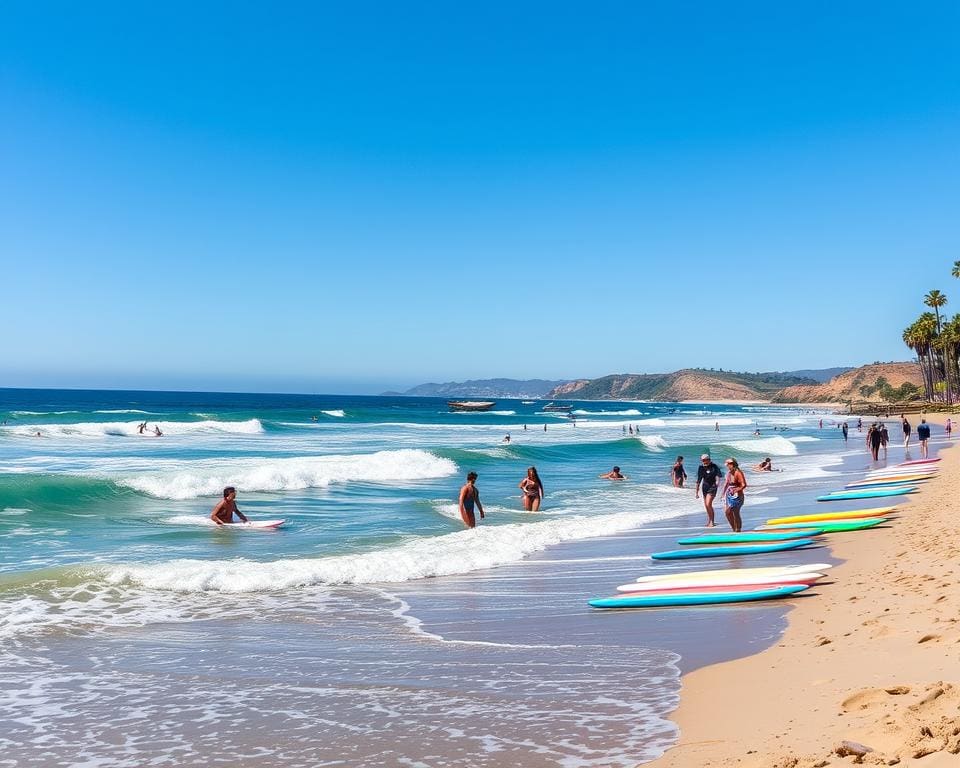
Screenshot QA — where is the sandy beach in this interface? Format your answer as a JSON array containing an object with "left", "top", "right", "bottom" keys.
[{"left": 647, "top": 413, "right": 960, "bottom": 767}]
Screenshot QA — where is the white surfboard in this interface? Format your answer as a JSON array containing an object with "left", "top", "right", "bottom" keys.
[{"left": 220, "top": 519, "right": 286, "bottom": 530}]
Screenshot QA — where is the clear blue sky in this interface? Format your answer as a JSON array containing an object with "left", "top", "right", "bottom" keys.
[{"left": 1, "top": 2, "right": 958, "bottom": 393}]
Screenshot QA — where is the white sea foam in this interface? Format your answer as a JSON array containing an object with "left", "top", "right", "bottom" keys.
[
  {"left": 117, "top": 449, "right": 457, "bottom": 499},
  {"left": 788, "top": 436, "right": 820, "bottom": 443},
  {"left": 102, "top": 495, "right": 689, "bottom": 592},
  {"left": 635, "top": 435, "right": 668, "bottom": 451},
  {"left": 722, "top": 436, "right": 799, "bottom": 456},
  {"left": 451, "top": 410, "right": 516, "bottom": 416},
  {"left": 5, "top": 419, "right": 264, "bottom": 439},
  {"left": 9, "top": 410, "right": 80, "bottom": 416},
  {"left": 572, "top": 409, "right": 644, "bottom": 416},
  {"left": 93, "top": 409, "right": 153, "bottom": 414},
  {"left": 321, "top": 409, "right": 346, "bottom": 418}
]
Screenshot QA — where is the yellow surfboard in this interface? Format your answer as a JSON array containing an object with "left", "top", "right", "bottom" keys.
[{"left": 766, "top": 506, "right": 897, "bottom": 525}]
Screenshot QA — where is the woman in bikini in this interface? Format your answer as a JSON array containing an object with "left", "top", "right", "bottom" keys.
[
  {"left": 722, "top": 457, "right": 747, "bottom": 532},
  {"left": 519, "top": 466, "right": 544, "bottom": 512}
]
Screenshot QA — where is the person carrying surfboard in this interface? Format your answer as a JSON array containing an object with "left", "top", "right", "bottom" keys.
[{"left": 211, "top": 486, "right": 249, "bottom": 526}]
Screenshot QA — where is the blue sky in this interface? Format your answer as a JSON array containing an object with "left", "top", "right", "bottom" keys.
[{"left": 1, "top": 2, "right": 958, "bottom": 393}]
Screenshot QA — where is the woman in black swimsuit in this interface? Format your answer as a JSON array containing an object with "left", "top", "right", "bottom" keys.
[
  {"left": 519, "top": 466, "right": 544, "bottom": 512},
  {"left": 671, "top": 456, "right": 687, "bottom": 487}
]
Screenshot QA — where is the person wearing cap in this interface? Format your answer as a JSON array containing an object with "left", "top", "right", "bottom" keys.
[
  {"left": 599, "top": 466, "right": 626, "bottom": 480},
  {"left": 695, "top": 453, "right": 723, "bottom": 527}
]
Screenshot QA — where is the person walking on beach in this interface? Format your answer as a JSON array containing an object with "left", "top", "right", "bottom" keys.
[
  {"left": 841, "top": 422, "right": 849, "bottom": 443},
  {"left": 917, "top": 419, "right": 931, "bottom": 459},
  {"left": 901, "top": 415, "right": 911, "bottom": 449},
  {"left": 879, "top": 422, "right": 889, "bottom": 459},
  {"left": 519, "top": 466, "right": 544, "bottom": 511},
  {"left": 946, "top": 418, "right": 952, "bottom": 439},
  {"left": 211, "top": 486, "right": 249, "bottom": 526},
  {"left": 599, "top": 466, "right": 626, "bottom": 480},
  {"left": 866, "top": 424, "right": 882, "bottom": 461},
  {"left": 671, "top": 456, "right": 687, "bottom": 487},
  {"left": 458, "top": 471, "right": 485, "bottom": 528},
  {"left": 857, "top": 417, "right": 862, "bottom": 432},
  {"left": 695, "top": 453, "right": 723, "bottom": 527},
  {"left": 722, "top": 458, "right": 747, "bottom": 533}
]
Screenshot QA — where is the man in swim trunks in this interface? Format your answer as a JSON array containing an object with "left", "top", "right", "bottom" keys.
[
  {"left": 917, "top": 419, "right": 931, "bottom": 459},
  {"left": 458, "top": 471, "right": 485, "bottom": 528},
  {"left": 695, "top": 453, "right": 722, "bottom": 527},
  {"left": 211, "top": 486, "right": 248, "bottom": 525}
]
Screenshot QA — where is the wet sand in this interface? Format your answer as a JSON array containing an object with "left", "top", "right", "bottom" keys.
[{"left": 647, "top": 416, "right": 960, "bottom": 767}]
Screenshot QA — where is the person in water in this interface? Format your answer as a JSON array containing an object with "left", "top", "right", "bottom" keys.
[
  {"left": 137, "top": 421, "right": 147, "bottom": 434},
  {"left": 458, "top": 471, "right": 485, "bottom": 528},
  {"left": 211, "top": 486, "right": 249, "bottom": 526},
  {"left": 519, "top": 466, "right": 544, "bottom": 511},
  {"left": 722, "top": 457, "right": 747, "bottom": 533},
  {"left": 917, "top": 418, "right": 931, "bottom": 458},
  {"left": 695, "top": 453, "right": 723, "bottom": 527},
  {"left": 671, "top": 456, "right": 687, "bottom": 487},
  {"left": 901, "top": 415, "right": 911, "bottom": 448},
  {"left": 154, "top": 425, "right": 163, "bottom": 437},
  {"left": 754, "top": 457, "right": 778, "bottom": 471},
  {"left": 599, "top": 466, "right": 626, "bottom": 480}
]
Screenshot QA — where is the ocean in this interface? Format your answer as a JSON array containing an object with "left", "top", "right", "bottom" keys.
[{"left": 0, "top": 389, "right": 858, "bottom": 766}]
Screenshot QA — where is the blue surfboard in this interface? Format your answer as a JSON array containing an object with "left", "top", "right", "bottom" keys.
[
  {"left": 817, "top": 486, "right": 916, "bottom": 502},
  {"left": 676, "top": 530, "right": 822, "bottom": 545},
  {"left": 589, "top": 584, "right": 810, "bottom": 608},
  {"left": 845, "top": 478, "right": 928, "bottom": 490},
  {"left": 651, "top": 538, "right": 815, "bottom": 560}
]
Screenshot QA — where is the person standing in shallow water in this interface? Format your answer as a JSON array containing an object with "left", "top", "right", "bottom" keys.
[
  {"left": 211, "top": 486, "right": 249, "bottom": 526},
  {"left": 519, "top": 466, "right": 544, "bottom": 511},
  {"left": 695, "top": 453, "right": 722, "bottom": 527},
  {"left": 722, "top": 458, "right": 747, "bottom": 533},
  {"left": 458, "top": 471, "right": 485, "bottom": 528},
  {"left": 671, "top": 456, "right": 687, "bottom": 487}
]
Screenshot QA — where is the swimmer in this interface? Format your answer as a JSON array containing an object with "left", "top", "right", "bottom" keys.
[
  {"left": 753, "top": 457, "right": 779, "bottom": 472},
  {"left": 599, "top": 466, "right": 626, "bottom": 480},
  {"left": 519, "top": 466, "right": 544, "bottom": 511}
]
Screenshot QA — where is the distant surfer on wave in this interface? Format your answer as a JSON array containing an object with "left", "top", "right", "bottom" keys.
[
  {"left": 211, "top": 486, "right": 249, "bottom": 526},
  {"left": 458, "top": 472, "right": 485, "bottom": 528}
]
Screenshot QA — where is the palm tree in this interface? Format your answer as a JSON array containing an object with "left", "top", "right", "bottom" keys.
[
  {"left": 952, "top": 261, "right": 960, "bottom": 280},
  {"left": 904, "top": 314, "right": 939, "bottom": 400},
  {"left": 924, "top": 290, "right": 951, "bottom": 402}
]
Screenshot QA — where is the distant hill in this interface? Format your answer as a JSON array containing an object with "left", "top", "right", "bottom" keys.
[
  {"left": 546, "top": 369, "right": 818, "bottom": 401},
  {"left": 772, "top": 362, "right": 922, "bottom": 403},
  {"left": 781, "top": 367, "right": 853, "bottom": 383},
  {"left": 387, "top": 378, "right": 569, "bottom": 399}
]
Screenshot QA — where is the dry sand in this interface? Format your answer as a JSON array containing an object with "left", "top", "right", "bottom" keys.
[{"left": 646, "top": 413, "right": 960, "bottom": 767}]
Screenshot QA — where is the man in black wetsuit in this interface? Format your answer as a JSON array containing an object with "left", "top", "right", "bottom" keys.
[{"left": 695, "top": 453, "right": 723, "bottom": 527}]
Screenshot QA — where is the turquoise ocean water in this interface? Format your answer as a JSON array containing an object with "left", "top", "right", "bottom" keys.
[{"left": 0, "top": 389, "right": 858, "bottom": 766}]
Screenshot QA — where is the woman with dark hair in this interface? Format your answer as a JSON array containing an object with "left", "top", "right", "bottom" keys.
[
  {"left": 519, "top": 466, "right": 544, "bottom": 512},
  {"left": 721, "top": 458, "right": 747, "bottom": 532}
]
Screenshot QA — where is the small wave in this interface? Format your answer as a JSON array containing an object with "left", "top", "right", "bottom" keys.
[
  {"left": 9, "top": 410, "right": 81, "bottom": 416},
  {"left": 116, "top": 449, "right": 457, "bottom": 499},
  {"left": 101, "top": 500, "right": 690, "bottom": 592},
  {"left": 93, "top": 409, "right": 153, "bottom": 414},
  {"left": 321, "top": 410, "right": 346, "bottom": 418},
  {"left": 635, "top": 435, "right": 669, "bottom": 451},
  {"left": 451, "top": 410, "right": 516, "bottom": 416},
  {"left": 787, "top": 436, "right": 820, "bottom": 443},
  {"left": 721, "top": 436, "right": 799, "bottom": 456},
  {"left": 573, "top": 409, "right": 644, "bottom": 416},
  {"left": 6, "top": 419, "right": 264, "bottom": 439}
]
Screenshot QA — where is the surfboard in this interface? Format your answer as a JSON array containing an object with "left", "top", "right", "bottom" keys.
[
  {"left": 898, "top": 458, "right": 940, "bottom": 466},
  {"left": 651, "top": 539, "right": 815, "bottom": 560},
  {"left": 632, "top": 563, "right": 833, "bottom": 584},
  {"left": 616, "top": 573, "right": 825, "bottom": 593},
  {"left": 676, "top": 530, "right": 822, "bottom": 545},
  {"left": 220, "top": 519, "right": 286, "bottom": 530},
  {"left": 757, "top": 517, "right": 888, "bottom": 533},
  {"left": 766, "top": 507, "right": 896, "bottom": 525},
  {"left": 817, "top": 487, "right": 916, "bottom": 501},
  {"left": 845, "top": 476, "right": 930, "bottom": 489},
  {"left": 589, "top": 584, "right": 810, "bottom": 608}
]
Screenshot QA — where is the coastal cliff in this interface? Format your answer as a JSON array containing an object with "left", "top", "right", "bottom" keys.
[{"left": 772, "top": 362, "right": 922, "bottom": 403}]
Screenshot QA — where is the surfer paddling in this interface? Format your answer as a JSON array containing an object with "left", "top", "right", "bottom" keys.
[
  {"left": 211, "top": 486, "right": 248, "bottom": 526},
  {"left": 458, "top": 472, "right": 485, "bottom": 528}
]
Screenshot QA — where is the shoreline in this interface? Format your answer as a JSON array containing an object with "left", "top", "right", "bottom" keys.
[{"left": 646, "top": 413, "right": 960, "bottom": 767}]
